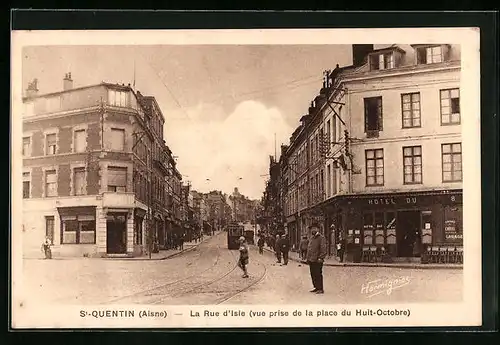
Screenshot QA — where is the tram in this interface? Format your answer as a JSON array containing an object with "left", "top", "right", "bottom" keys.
[{"left": 227, "top": 223, "right": 244, "bottom": 250}]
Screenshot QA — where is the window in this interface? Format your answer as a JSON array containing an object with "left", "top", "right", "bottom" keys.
[
  {"left": 442, "top": 143, "right": 462, "bottom": 182},
  {"left": 365, "top": 149, "right": 384, "bottom": 186},
  {"left": 403, "top": 146, "right": 423, "bottom": 184},
  {"left": 326, "top": 165, "right": 331, "bottom": 197},
  {"left": 23, "top": 172, "right": 30, "bottom": 199},
  {"left": 370, "top": 53, "right": 394, "bottom": 70},
  {"left": 402, "top": 93, "right": 421, "bottom": 128},
  {"left": 135, "top": 217, "right": 143, "bottom": 245},
  {"left": 440, "top": 88, "right": 460, "bottom": 125},
  {"left": 45, "top": 170, "right": 57, "bottom": 197},
  {"left": 364, "top": 97, "right": 383, "bottom": 133},
  {"left": 417, "top": 46, "right": 443, "bottom": 64},
  {"left": 22, "top": 137, "right": 31, "bottom": 157},
  {"left": 45, "top": 216, "right": 55, "bottom": 243},
  {"left": 46, "top": 133, "right": 57, "bottom": 155},
  {"left": 110, "top": 128, "right": 125, "bottom": 151},
  {"left": 61, "top": 215, "right": 96, "bottom": 244},
  {"left": 108, "top": 89, "right": 129, "bottom": 107},
  {"left": 443, "top": 205, "right": 463, "bottom": 241},
  {"left": 107, "top": 167, "right": 127, "bottom": 192},
  {"left": 74, "top": 129, "right": 86, "bottom": 153},
  {"left": 73, "top": 167, "right": 86, "bottom": 196}
]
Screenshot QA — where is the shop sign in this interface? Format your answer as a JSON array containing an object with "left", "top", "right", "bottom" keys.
[{"left": 366, "top": 197, "right": 418, "bottom": 205}]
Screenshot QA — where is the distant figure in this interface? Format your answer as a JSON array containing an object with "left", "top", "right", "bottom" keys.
[
  {"left": 41, "top": 237, "right": 52, "bottom": 259},
  {"left": 299, "top": 236, "right": 309, "bottom": 261},
  {"left": 257, "top": 236, "right": 265, "bottom": 254},
  {"left": 280, "top": 234, "right": 290, "bottom": 265},
  {"left": 179, "top": 234, "right": 185, "bottom": 250},
  {"left": 306, "top": 224, "right": 327, "bottom": 294},
  {"left": 274, "top": 234, "right": 282, "bottom": 263},
  {"left": 337, "top": 235, "right": 345, "bottom": 263},
  {"left": 237, "top": 236, "right": 249, "bottom": 278}
]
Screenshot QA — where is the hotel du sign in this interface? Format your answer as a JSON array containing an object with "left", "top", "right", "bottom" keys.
[{"left": 363, "top": 193, "right": 461, "bottom": 206}]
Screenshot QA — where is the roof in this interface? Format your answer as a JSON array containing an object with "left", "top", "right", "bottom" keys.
[
  {"left": 23, "top": 82, "right": 133, "bottom": 101},
  {"left": 367, "top": 46, "right": 406, "bottom": 56}
]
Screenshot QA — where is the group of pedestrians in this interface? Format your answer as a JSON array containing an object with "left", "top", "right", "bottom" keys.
[{"left": 249, "top": 224, "right": 327, "bottom": 294}]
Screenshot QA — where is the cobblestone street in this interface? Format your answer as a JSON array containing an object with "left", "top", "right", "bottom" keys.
[{"left": 20, "top": 232, "right": 463, "bottom": 306}]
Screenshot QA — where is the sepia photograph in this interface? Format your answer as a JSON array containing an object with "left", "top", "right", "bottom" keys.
[{"left": 11, "top": 28, "right": 482, "bottom": 328}]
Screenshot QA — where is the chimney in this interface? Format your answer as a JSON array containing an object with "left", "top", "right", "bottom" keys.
[
  {"left": 63, "top": 72, "right": 73, "bottom": 90},
  {"left": 25, "top": 78, "right": 39, "bottom": 98},
  {"left": 352, "top": 44, "right": 374, "bottom": 67}
]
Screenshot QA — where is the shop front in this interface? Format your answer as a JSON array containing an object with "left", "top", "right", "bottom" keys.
[{"left": 336, "top": 189, "right": 462, "bottom": 263}]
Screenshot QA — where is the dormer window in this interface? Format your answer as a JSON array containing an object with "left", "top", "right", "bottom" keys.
[
  {"left": 368, "top": 46, "right": 405, "bottom": 71},
  {"left": 413, "top": 44, "right": 450, "bottom": 65},
  {"left": 370, "top": 53, "right": 394, "bottom": 71}
]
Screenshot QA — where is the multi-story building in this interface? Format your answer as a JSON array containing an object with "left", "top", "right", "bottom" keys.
[
  {"left": 134, "top": 91, "right": 170, "bottom": 252},
  {"left": 282, "top": 44, "right": 463, "bottom": 262},
  {"left": 261, "top": 155, "right": 284, "bottom": 235},
  {"left": 206, "top": 190, "right": 231, "bottom": 231},
  {"left": 22, "top": 74, "right": 186, "bottom": 258}
]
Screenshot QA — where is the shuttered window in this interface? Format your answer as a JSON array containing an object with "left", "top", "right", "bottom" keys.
[
  {"left": 74, "top": 129, "right": 86, "bottom": 153},
  {"left": 45, "top": 170, "right": 57, "bottom": 197},
  {"left": 74, "top": 168, "right": 86, "bottom": 195}
]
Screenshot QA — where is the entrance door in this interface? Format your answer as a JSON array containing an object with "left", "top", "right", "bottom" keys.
[
  {"left": 396, "top": 211, "right": 421, "bottom": 257},
  {"left": 106, "top": 213, "right": 127, "bottom": 254},
  {"left": 45, "top": 216, "right": 55, "bottom": 243}
]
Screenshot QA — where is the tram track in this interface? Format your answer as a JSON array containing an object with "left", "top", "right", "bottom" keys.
[
  {"left": 105, "top": 240, "right": 222, "bottom": 304},
  {"left": 107, "top": 235, "right": 268, "bottom": 305}
]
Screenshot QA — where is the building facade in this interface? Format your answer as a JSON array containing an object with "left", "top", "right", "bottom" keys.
[
  {"left": 282, "top": 44, "right": 463, "bottom": 262},
  {"left": 22, "top": 75, "right": 186, "bottom": 258}
]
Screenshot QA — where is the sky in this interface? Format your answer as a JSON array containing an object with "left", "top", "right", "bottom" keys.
[{"left": 23, "top": 45, "right": 354, "bottom": 199}]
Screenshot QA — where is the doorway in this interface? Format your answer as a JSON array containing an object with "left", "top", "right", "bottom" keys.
[
  {"left": 396, "top": 210, "right": 421, "bottom": 257},
  {"left": 106, "top": 213, "right": 127, "bottom": 254}
]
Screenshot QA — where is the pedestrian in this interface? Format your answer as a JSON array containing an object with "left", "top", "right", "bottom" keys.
[
  {"left": 41, "top": 237, "right": 52, "bottom": 259},
  {"left": 257, "top": 235, "right": 265, "bottom": 254},
  {"left": 274, "top": 234, "right": 282, "bottom": 263},
  {"left": 280, "top": 234, "right": 290, "bottom": 265},
  {"left": 337, "top": 234, "right": 345, "bottom": 263},
  {"left": 299, "top": 236, "right": 309, "bottom": 261},
  {"left": 237, "top": 236, "right": 249, "bottom": 278},
  {"left": 306, "top": 223, "right": 327, "bottom": 294},
  {"left": 179, "top": 234, "right": 185, "bottom": 250}
]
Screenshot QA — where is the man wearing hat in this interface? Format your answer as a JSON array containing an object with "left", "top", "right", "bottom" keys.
[
  {"left": 238, "top": 236, "right": 249, "bottom": 278},
  {"left": 306, "top": 223, "right": 327, "bottom": 294}
]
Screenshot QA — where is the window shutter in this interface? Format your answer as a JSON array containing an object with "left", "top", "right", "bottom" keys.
[
  {"left": 377, "top": 97, "right": 383, "bottom": 131},
  {"left": 108, "top": 167, "right": 127, "bottom": 187}
]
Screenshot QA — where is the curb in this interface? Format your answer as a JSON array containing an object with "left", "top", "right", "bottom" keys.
[
  {"left": 262, "top": 248, "right": 463, "bottom": 270},
  {"left": 117, "top": 234, "right": 218, "bottom": 261},
  {"left": 25, "top": 234, "right": 218, "bottom": 261}
]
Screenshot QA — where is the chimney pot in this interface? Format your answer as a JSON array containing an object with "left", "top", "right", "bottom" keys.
[{"left": 63, "top": 72, "right": 73, "bottom": 91}]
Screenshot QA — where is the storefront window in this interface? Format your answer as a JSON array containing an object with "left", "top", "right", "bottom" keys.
[
  {"left": 61, "top": 215, "right": 96, "bottom": 244},
  {"left": 385, "top": 212, "right": 396, "bottom": 245},
  {"left": 444, "top": 205, "right": 463, "bottom": 242}
]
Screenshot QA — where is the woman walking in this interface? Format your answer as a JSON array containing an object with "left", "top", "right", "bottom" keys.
[{"left": 237, "top": 236, "right": 249, "bottom": 278}]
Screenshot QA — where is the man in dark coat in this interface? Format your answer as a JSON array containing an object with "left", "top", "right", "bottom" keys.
[
  {"left": 306, "top": 224, "right": 327, "bottom": 294},
  {"left": 280, "top": 234, "right": 291, "bottom": 265},
  {"left": 257, "top": 236, "right": 265, "bottom": 254},
  {"left": 274, "top": 234, "right": 282, "bottom": 263}
]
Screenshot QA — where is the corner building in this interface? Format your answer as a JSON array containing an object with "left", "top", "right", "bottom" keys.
[
  {"left": 22, "top": 76, "right": 167, "bottom": 258},
  {"left": 283, "top": 44, "right": 463, "bottom": 262}
]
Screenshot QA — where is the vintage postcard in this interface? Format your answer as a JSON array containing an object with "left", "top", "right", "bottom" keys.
[{"left": 11, "top": 27, "right": 482, "bottom": 328}]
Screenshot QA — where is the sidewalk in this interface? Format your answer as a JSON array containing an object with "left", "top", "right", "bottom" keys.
[
  {"left": 25, "top": 232, "right": 219, "bottom": 261},
  {"left": 262, "top": 247, "right": 463, "bottom": 269},
  {"left": 112, "top": 233, "right": 219, "bottom": 261}
]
